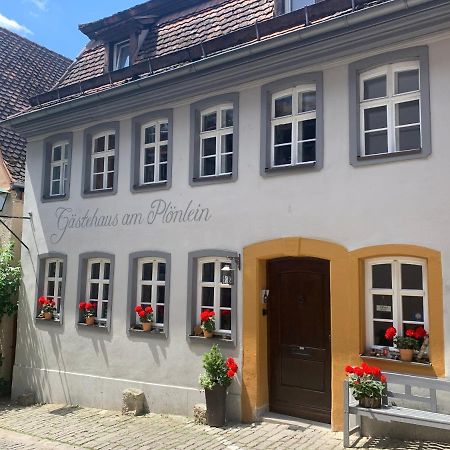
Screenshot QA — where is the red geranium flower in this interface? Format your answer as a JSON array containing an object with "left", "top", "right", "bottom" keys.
[
  {"left": 135, "top": 305, "right": 142, "bottom": 313},
  {"left": 85, "top": 302, "right": 93, "bottom": 310},
  {"left": 200, "top": 310, "right": 215, "bottom": 322},
  {"left": 138, "top": 310, "right": 145, "bottom": 317},
  {"left": 145, "top": 306, "right": 153, "bottom": 314},
  {"left": 345, "top": 365, "right": 354, "bottom": 374},
  {"left": 227, "top": 369, "right": 235, "bottom": 378},
  {"left": 406, "top": 329, "right": 415, "bottom": 337},
  {"left": 38, "top": 296, "right": 47, "bottom": 305},
  {"left": 414, "top": 326, "right": 428, "bottom": 339},
  {"left": 380, "top": 375, "right": 387, "bottom": 383},
  {"left": 79, "top": 302, "right": 86, "bottom": 310},
  {"left": 384, "top": 326, "right": 397, "bottom": 341}
]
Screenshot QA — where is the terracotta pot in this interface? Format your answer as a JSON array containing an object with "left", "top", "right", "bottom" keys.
[
  {"left": 205, "top": 384, "right": 227, "bottom": 427},
  {"left": 85, "top": 316, "right": 95, "bottom": 326},
  {"left": 142, "top": 321, "right": 152, "bottom": 332},
  {"left": 43, "top": 312, "right": 53, "bottom": 320},
  {"left": 359, "top": 396, "right": 381, "bottom": 409},
  {"left": 399, "top": 348, "right": 414, "bottom": 362},
  {"left": 203, "top": 329, "right": 214, "bottom": 338}
]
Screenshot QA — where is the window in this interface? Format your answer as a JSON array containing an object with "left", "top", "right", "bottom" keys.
[
  {"left": 349, "top": 47, "right": 431, "bottom": 166},
  {"left": 85, "top": 258, "right": 111, "bottom": 327},
  {"left": 49, "top": 142, "right": 69, "bottom": 197},
  {"left": 141, "top": 120, "right": 168, "bottom": 184},
  {"left": 190, "top": 94, "right": 239, "bottom": 185},
  {"left": 200, "top": 105, "right": 234, "bottom": 178},
  {"left": 365, "top": 258, "right": 428, "bottom": 348},
  {"left": 271, "top": 85, "right": 317, "bottom": 167},
  {"left": 284, "top": 0, "right": 314, "bottom": 13},
  {"left": 113, "top": 40, "right": 130, "bottom": 70},
  {"left": 360, "top": 62, "right": 421, "bottom": 156},
  {"left": 90, "top": 132, "right": 116, "bottom": 191}
]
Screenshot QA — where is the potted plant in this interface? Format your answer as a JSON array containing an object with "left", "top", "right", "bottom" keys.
[
  {"left": 200, "top": 310, "right": 215, "bottom": 338},
  {"left": 135, "top": 305, "right": 153, "bottom": 331},
  {"left": 345, "top": 363, "right": 386, "bottom": 408},
  {"left": 385, "top": 326, "right": 428, "bottom": 362},
  {"left": 199, "top": 344, "right": 238, "bottom": 427},
  {"left": 79, "top": 302, "right": 96, "bottom": 326},
  {"left": 38, "top": 296, "right": 55, "bottom": 320}
]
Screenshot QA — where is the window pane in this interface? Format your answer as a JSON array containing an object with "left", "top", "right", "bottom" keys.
[
  {"left": 274, "top": 123, "right": 292, "bottom": 145},
  {"left": 396, "top": 100, "right": 420, "bottom": 126},
  {"left": 373, "top": 321, "right": 393, "bottom": 346},
  {"left": 144, "top": 166, "right": 155, "bottom": 183},
  {"left": 58, "top": 281, "right": 62, "bottom": 297},
  {"left": 104, "top": 263, "right": 110, "bottom": 280},
  {"left": 298, "top": 141, "right": 316, "bottom": 162},
  {"left": 298, "top": 119, "right": 316, "bottom": 141},
  {"left": 221, "top": 134, "right": 233, "bottom": 154},
  {"left": 274, "top": 95, "right": 292, "bottom": 117},
  {"left": 107, "top": 172, "right": 114, "bottom": 189},
  {"left": 159, "top": 164, "right": 167, "bottom": 182},
  {"left": 145, "top": 147, "right": 155, "bottom": 165},
  {"left": 102, "top": 284, "right": 109, "bottom": 301},
  {"left": 291, "top": 0, "right": 310, "bottom": 11},
  {"left": 221, "top": 154, "right": 233, "bottom": 174},
  {"left": 91, "top": 263, "right": 100, "bottom": 279},
  {"left": 51, "top": 181, "right": 60, "bottom": 195},
  {"left": 365, "top": 130, "right": 388, "bottom": 155},
  {"left": 108, "top": 134, "right": 115, "bottom": 150},
  {"left": 274, "top": 146, "right": 291, "bottom": 166},
  {"left": 364, "top": 106, "right": 387, "bottom": 130},
  {"left": 202, "top": 138, "right": 216, "bottom": 157},
  {"left": 155, "top": 263, "right": 164, "bottom": 281},
  {"left": 300, "top": 91, "right": 316, "bottom": 113},
  {"left": 156, "top": 305, "right": 164, "bottom": 324},
  {"left": 401, "top": 264, "right": 423, "bottom": 290},
  {"left": 202, "top": 262, "right": 214, "bottom": 282},
  {"left": 52, "top": 166, "right": 61, "bottom": 181},
  {"left": 145, "top": 126, "right": 156, "bottom": 144},
  {"left": 364, "top": 76, "right": 387, "bottom": 100},
  {"left": 107, "top": 156, "right": 115, "bottom": 172},
  {"left": 396, "top": 69, "right": 419, "bottom": 94},
  {"left": 53, "top": 146, "right": 62, "bottom": 161},
  {"left": 142, "top": 263, "right": 153, "bottom": 281},
  {"left": 101, "top": 302, "right": 108, "bottom": 319},
  {"left": 201, "top": 157, "right": 216, "bottom": 176},
  {"left": 202, "top": 112, "right": 217, "bottom": 132},
  {"left": 94, "top": 174, "right": 103, "bottom": 190},
  {"left": 157, "top": 286, "right": 165, "bottom": 303},
  {"left": 47, "top": 280, "right": 55, "bottom": 297},
  {"left": 403, "top": 323, "right": 424, "bottom": 338},
  {"left": 373, "top": 294, "right": 393, "bottom": 320},
  {"left": 94, "top": 158, "right": 104, "bottom": 173},
  {"left": 220, "top": 310, "right": 231, "bottom": 331},
  {"left": 220, "top": 288, "right": 231, "bottom": 308},
  {"left": 59, "top": 261, "right": 64, "bottom": 277},
  {"left": 402, "top": 296, "right": 424, "bottom": 322},
  {"left": 222, "top": 109, "right": 233, "bottom": 128},
  {"left": 397, "top": 126, "right": 421, "bottom": 151},
  {"left": 201, "top": 287, "right": 214, "bottom": 307},
  {"left": 372, "top": 264, "right": 392, "bottom": 289},
  {"left": 48, "top": 262, "right": 56, "bottom": 278},
  {"left": 94, "top": 136, "right": 105, "bottom": 153},
  {"left": 116, "top": 43, "right": 130, "bottom": 69},
  {"left": 141, "top": 285, "right": 152, "bottom": 303},
  {"left": 160, "top": 145, "right": 168, "bottom": 163},
  {"left": 160, "top": 123, "right": 169, "bottom": 142},
  {"left": 90, "top": 283, "right": 99, "bottom": 300}
]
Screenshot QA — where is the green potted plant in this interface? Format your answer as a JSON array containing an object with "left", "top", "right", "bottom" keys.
[
  {"left": 79, "top": 302, "right": 96, "bottom": 326},
  {"left": 38, "top": 296, "right": 56, "bottom": 320},
  {"left": 385, "top": 326, "right": 428, "bottom": 362},
  {"left": 135, "top": 305, "right": 154, "bottom": 331},
  {"left": 345, "top": 363, "right": 386, "bottom": 408},
  {"left": 200, "top": 310, "right": 215, "bottom": 338},
  {"left": 199, "top": 344, "right": 238, "bottom": 427}
]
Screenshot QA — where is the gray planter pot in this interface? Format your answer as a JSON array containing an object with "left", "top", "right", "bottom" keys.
[{"left": 205, "top": 384, "right": 227, "bottom": 427}]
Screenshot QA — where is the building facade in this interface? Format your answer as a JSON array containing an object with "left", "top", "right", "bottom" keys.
[{"left": 5, "top": 0, "right": 450, "bottom": 431}]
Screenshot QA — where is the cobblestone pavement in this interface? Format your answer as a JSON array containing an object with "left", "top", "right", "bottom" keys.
[{"left": 0, "top": 402, "right": 447, "bottom": 449}]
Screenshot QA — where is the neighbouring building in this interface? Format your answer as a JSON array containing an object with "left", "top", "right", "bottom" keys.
[
  {"left": 0, "top": 27, "right": 71, "bottom": 382},
  {"left": 4, "top": 0, "right": 450, "bottom": 435}
]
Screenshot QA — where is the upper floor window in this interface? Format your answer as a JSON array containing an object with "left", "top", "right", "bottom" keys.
[
  {"left": 141, "top": 120, "right": 168, "bottom": 185},
  {"left": 365, "top": 257, "right": 428, "bottom": 348},
  {"left": 91, "top": 131, "right": 116, "bottom": 191},
  {"left": 50, "top": 142, "right": 69, "bottom": 197},
  {"left": 200, "top": 104, "right": 234, "bottom": 178},
  {"left": 360, "top": 62, "right": 421, "bottom": 156},
  {"left": 114, "top": 40, "right": 130, "bottom": 70},
  {"left": 85, "top": 258, "right": 111, "bottom": 328},
  {"left": 271, "top": 85, "right": 317, "bottom": 167}
]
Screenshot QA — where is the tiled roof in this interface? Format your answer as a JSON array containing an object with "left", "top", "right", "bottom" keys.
[{"left": 0, "top": 27, "right": 71, "bottom": 182}]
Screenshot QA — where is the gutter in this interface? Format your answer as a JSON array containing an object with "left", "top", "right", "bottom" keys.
[{"left": 3, "top": 0, "right": 443, "bottom": 132}]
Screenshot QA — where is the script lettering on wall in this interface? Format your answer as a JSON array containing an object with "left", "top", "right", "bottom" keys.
[{"left": 50, "top": 199, "right": 212, "bottom": 243}]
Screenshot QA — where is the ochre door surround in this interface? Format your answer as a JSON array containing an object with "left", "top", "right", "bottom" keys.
[{"left": 241, "top": 238, "right": 444, "bottom": 431}]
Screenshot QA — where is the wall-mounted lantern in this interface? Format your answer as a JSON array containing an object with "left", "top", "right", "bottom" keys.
[{"left": 220, "top": 255, "right": 241, "bottom": 286}]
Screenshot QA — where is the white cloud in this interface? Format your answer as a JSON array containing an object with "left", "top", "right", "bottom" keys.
[
  {"left": 29, "top": 0, "right": 48, "bottom": 11},
  {"left": 0, "top": 13, "right": 33, "bottom": 35}
]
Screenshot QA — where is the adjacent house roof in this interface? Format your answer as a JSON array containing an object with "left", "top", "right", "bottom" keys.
[
  {"left": 0, "top": 27, "right": 71, "bottom": 183},
  {"left": 18, "top": 0, "right": 391, "bottom": 113}
]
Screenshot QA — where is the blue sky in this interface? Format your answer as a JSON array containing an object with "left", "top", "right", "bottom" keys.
[{"left": 0, "top": 0, "right": 141, "bottom": 59}]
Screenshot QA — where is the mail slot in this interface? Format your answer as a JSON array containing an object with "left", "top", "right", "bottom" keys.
[{"left": 287, "top": 345, "right": 311, "bottom": 357}]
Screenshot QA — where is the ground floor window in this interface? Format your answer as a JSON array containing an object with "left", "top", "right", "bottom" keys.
[{"left": 365, "top": 257, "right": 428, "bottom": 348}]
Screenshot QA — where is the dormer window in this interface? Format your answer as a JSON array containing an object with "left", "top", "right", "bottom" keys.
[
  {"left": 284, "top": 0, "right": 316, "bottom": 13},
  {"left": 113, "top": 40, "right": 130, "bottom": 70}
]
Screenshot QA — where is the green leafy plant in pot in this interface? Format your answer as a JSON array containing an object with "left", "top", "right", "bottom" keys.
[{"left": 199, "top": 344, "right": 238, "bottom": 427}]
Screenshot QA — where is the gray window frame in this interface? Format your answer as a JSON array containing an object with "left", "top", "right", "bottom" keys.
[
  {"left": 35, "top": 252, "right": 67, "bottom": 325},
  {"left": 82, "top": 122, "right": 120, "bottom": 197},
  {"left": 187, "top": 249, "right": 238, "bottom": 347},
  {"left": 349, "top": 46, "right": 431, "bottom": 166},
  {"left": 189, "top": 93, "right": 239, "bottom": 186},
  {"left": 130, "top": 110, "right": 173, "bottom": 193},
  {"left": 77, "top": 252, "right": 115, "bottom": 332},
  {"left": 260, "top": 72, "right": 324, "bottom": 176},
  {"left": 127, "top": 251, "right": 171, "bottom": 338},
  {"left": 42, "top": 133, "right": 73, "bottom": 202}
]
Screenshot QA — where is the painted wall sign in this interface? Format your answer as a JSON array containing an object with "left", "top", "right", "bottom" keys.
[
  {"left": 376, "top": 305, "right": 391, "bottom": 312},
  {"left": 50, "top": 199, "right": 212, "bottom": 243}
]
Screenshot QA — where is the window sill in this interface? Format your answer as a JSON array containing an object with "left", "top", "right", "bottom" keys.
[
  {"left": 360, "top": 354, "right": 431, "bottom": 367},
  {"left": 353, "top": 148, "right": 426, "bottom": 166},
  {"left": 77, "top": 322, "right": 109, "bottom": 332},
  {"left": 191, "top": 173, "right": 235, "bottom": 186},
  {"left": 263, "top": 161, "right": 317, "bottom": 176},
  {"left": 131, "top": 181, "right": 169, "bottom": 193},
  {"left": 188, "top": 334, "right": 235, "bottom": 346},
  {"left": 35, "top": 316, "right": 62, "bottom": 325},
  {"left": 128, "top": 326, "right": 167, "bottom": 338},
  {"left": 41, "top": 194, "right": 69, "bottom": 203},
  {"left": 82, "top": 189, "right": 116, "bottom": 198}
]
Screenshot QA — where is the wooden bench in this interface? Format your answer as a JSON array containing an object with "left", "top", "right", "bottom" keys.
[{"left": 343, "top": 371, "right": 450, "bottom": 448}]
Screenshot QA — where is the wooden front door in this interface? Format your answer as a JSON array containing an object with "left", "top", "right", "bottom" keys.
[{"left": 268, "top": 257, "right": 331, "bottom": 423}]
